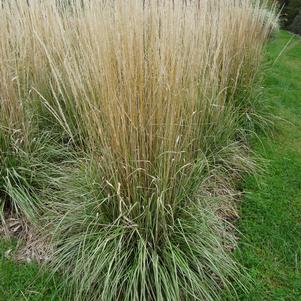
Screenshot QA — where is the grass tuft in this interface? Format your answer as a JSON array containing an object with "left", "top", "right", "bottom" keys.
[{"left": 0, "top": 0, "right": 279, "bottom": 300}]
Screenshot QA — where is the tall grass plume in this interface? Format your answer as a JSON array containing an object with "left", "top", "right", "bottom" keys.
[{"left": 0, "top": 0, "right": 278, "bottom": 300}]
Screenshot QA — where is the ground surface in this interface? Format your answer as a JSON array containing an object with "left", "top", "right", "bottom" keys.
[
  {"left": 0, "top": 31, "right": 300, "bottom": 300},
  {"left": 0, "top": 239, "right": 59, "bottom": 301},
  {"left": 233, "top": 30, "right": 301, "bottom": 300}
]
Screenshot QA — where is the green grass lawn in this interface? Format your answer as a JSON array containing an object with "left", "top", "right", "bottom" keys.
[
  {"left": 233, "top": 30, "right": 301, "bottom": 300},
  {"left": 0, "top": 30, "right": 300, "bottom": 300},
  {"left": 0, "top": 240, "right": 60, "bottom": 301}
]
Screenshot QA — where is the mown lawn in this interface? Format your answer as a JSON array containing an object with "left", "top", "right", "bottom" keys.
[
  {"left": 0, "top": 239, "right": 60, "bottom": 301},
  {"left": 0, "top": 30, "right": 300, "bottom": 300},
  {"left": 233, "top": 30, "right": 301, "bottom": 300}
]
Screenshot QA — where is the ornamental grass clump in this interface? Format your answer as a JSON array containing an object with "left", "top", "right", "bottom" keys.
[{"left": 0, "top": 0, "right": 278, "bottom": 300}]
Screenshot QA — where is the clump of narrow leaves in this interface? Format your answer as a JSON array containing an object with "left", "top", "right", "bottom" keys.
[{"left": 0, "top": 0, "right": 278, "bottom": 300}]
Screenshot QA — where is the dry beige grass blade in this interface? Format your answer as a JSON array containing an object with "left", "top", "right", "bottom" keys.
[
  {"left": 0, "top": 0, "right": 279, "bottom": 226},
  {"left": 0, "top": 0, "right": 279, "bottom": 236}
]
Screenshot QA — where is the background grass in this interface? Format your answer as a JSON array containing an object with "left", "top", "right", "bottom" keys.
[
  {"left": 0, "top": 239, "right": 60, "bottom": 301},
  {"left": 232, "top": 30, "right": 301, "bottom": 300},
  {"left": 0, "top": 30, "right": 300, "bottom": 301}
]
